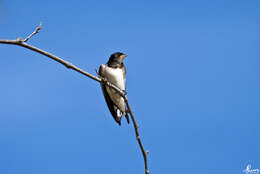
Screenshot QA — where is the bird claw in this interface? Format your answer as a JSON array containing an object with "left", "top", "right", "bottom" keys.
[{"left": 101, "top": 77, "right": 107, "bottom": 83}]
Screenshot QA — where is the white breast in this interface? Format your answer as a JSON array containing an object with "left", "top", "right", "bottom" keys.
[
  {"left": 100, "top": 64, "right": 126, "bottom": 113},
  {"left": 103, "top": 65, "right": 125, "bottom": 90}
]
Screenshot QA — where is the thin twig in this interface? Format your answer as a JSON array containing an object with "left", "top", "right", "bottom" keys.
[
  {"left": 0, "top": 23, "right": 149, "bottom": 174},
  {"left": 23, "top": 22, "right": 42, "bottom": 42},
  {"left": 124, "top": 96, "right": 150, "bottom": 174}
]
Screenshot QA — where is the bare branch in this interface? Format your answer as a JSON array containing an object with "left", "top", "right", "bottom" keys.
[
  {"left": 23, "top": 22, "right": 42, "bottom": 42},
  {"left": 0, "top": 24, "right": 149, "bottom": 174},
  {"left": 124, "top": 96, "right": 150, "bottom": 174}
]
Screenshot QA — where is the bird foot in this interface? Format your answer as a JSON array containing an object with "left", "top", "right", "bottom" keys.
[{"left": 101, "top": 77, "right": 107, "bottom": 84}]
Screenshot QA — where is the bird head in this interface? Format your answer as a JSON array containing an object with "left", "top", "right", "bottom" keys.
[{"left": 108, "top": 52, "right": 126, "bottom": 63}]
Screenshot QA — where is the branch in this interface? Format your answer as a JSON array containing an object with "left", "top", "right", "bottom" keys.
[
  {"left": 23, "top": 22, "right": 42, "bottom": 42},
  {"left": 124, "top": 96, "right": 150, "bottom": 174},
  {"left": 0, "top": 23, "right": 149, "bottom": 174}
]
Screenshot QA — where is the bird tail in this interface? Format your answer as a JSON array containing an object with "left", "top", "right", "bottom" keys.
[{"left": 125, "top": 112, "right": 130, "bottom": 124}]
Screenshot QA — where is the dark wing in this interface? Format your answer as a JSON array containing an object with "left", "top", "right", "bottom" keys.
[{"left": 100, "top": 83, "right": 122, "bottom": 125}]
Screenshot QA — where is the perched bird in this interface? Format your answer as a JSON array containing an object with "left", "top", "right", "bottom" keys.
[{"left": 99, "top": 52, "right": 129, "bottom": 125}]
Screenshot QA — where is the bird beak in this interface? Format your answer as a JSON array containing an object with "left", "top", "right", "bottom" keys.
[{"left": 119, "top": 54, "right": 126, "bottom": 61}]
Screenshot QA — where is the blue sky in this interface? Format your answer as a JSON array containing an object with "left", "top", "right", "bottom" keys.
[{"left": 0, "top": 0, "right": 259, "bottom": 174}]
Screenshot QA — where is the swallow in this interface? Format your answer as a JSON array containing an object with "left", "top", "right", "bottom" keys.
[{"left": 99, "top": 52, "right": 129, "bottom": 125}]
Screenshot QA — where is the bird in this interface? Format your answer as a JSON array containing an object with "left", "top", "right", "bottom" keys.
[{"left": 99, "top": 52, "right": 130, "bottom": 125}]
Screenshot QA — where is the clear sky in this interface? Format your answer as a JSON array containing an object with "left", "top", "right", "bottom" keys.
[{"left": 0, "top": 1, "right": 259, "bottom": 174}]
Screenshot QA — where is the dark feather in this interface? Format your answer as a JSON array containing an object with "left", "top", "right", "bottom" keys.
[
  {"left": 125, "top": 112, "right": 130, "bottom": 124},
  {"left": 100, "top": 83, "right": 122, "bottom": 125}
]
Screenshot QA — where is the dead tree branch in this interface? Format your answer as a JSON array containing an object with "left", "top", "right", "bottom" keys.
[
  {"left": 0, "top": 23, "right": 149, "bottom": 174},
  {"left": 23, "top": 22, "right": 42, "bottom": 42},
  {"left": 124, "top": 96, "right": 149, "bottom": 174}
]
